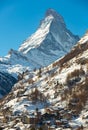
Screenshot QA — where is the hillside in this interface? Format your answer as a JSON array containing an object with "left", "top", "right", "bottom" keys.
[{"left": 0, "top": 32, "right": 88, "bottom": 130}]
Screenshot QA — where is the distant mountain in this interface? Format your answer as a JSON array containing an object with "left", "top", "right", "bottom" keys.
[
  {"left": 19, "top": 9, "right": 79, "bottom": 66},
  {"left": 0, "top": 9, "right": 79, "bottom": 98},
  {"left": 0, "top": 32, "right": 88, "bottom": 129},
  {"left": 0, "top": 9, "right": 79, "bottom": 74}
]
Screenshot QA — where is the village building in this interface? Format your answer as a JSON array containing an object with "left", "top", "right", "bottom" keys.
[{"left": 21, "top": 115, "right": 37, "bottom": 124}]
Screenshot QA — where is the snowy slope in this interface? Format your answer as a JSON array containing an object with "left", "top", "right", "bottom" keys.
[
  {"left": 0, "top": 32, "right": 88, "bottom": 130},
  {"left": 0, "top": 49, "right": 40, "bottom": 75}
]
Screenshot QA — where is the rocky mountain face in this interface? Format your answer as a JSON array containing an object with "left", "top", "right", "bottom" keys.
[
  {"left": 0, "top": 72, "right": 17, "bottom": 98},
  {"left": 0, "top": 32, "right": 88, "bottom": 130}
]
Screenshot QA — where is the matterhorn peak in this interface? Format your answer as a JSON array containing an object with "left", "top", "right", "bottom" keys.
[
  {"left": 18, "top": 9, "right": 79, "bottom": 67},
  {"left": 46, "top": 8, "right": 58, "bottom": 16},
  {"left": 39, "top": 9, "right": 65, "bottom": 29},
  {"left": 45, "top": 9, "right": 65, "bottom": 24}
]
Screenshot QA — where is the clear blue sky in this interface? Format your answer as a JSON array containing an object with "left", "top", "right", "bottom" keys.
[{"left": 0, "top": 0, "right": 88, "bottom": 56}]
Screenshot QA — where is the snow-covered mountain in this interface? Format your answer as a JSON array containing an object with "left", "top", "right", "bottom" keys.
[
  {"left": 0, "top": 32, "right": 88, "bottom": 130},
  {"left": 0, "top": 9, "right": 79, "bottom": 74},
  {"left": 0, "top": 49, "right": 39, "bottom": 75},
  {"left": 0, "top": 9, "right": 79, "bottom": 98},
  {"left": 19, "top": 9, "right": 79, "bottom": 66}
]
